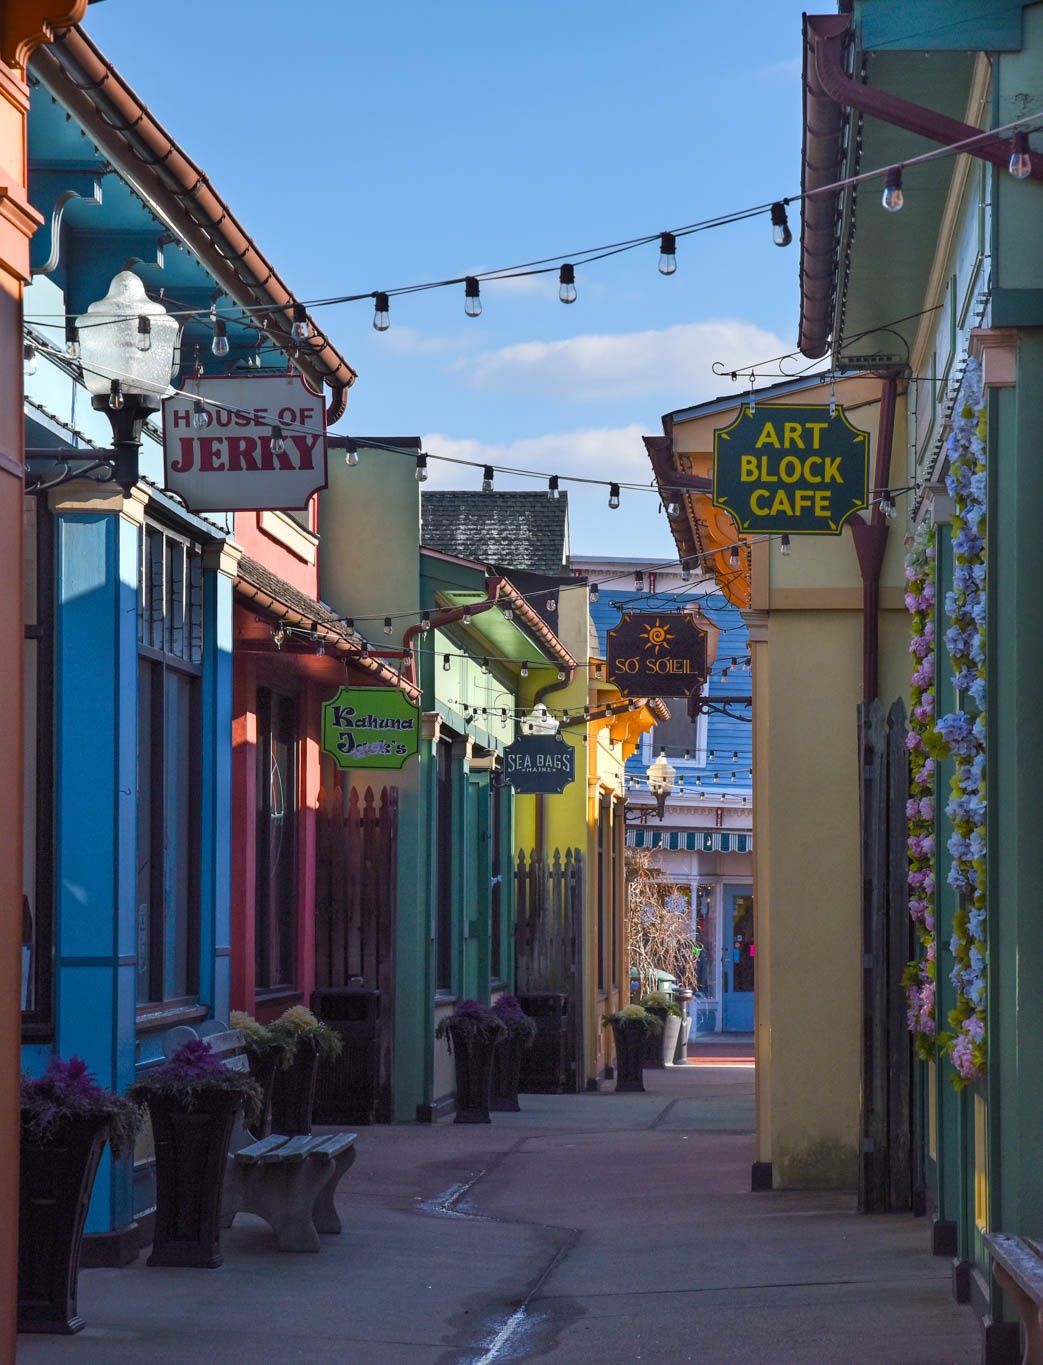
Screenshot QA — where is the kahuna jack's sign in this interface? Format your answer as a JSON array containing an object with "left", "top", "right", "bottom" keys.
[
  {"left": 712, "top": 404, "right": 869, "bottom": 535},
  {"left": 163, "top": 374, "right": 327, "bottom": 512}
]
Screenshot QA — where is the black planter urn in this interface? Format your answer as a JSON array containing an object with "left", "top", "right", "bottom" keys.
[
  {"left": 146, "top": 1090, "right": 243, "bottom": 1268},
  {"left": 489, "top": 1033, "right": 525, "bottom": 1113},
  {"left": 611, "top": 1020, "right": 647, "bottom": 1092},
  {"left": 449, "top": 1026, "right": 501, "bottom": 1123},
  {"left": 268, "top": 1044, "right": 319, "bottom": 1136},
  {"left": 18, "top": 1116, "right": 110, "bottom": 1333},
  {"left": 245, "top": 1051, "right": 280, "bottom": 1138}
]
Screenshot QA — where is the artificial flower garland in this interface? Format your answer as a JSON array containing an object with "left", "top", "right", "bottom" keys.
[
  {"left": 936, "top": 366, "right": 987, "bottom": 1085},
  {"left": 903, "top": 520, "right": 938, "bottom": 1058},
  {"left": 904, "top": 359, "right": 987, "bottom": 1086}
]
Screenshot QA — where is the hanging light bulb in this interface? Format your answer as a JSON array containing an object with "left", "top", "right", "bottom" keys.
[
  {"left": 882, "top": 165, "right": 904, "bottom": 212},
  {"left": 291, "top": 303, "right": 310, "bottom": 341},
  {"left": 680, "top": 559, "right": 692, "bottom": 582},
  {"left": 558, "top": 263, "right": 577, "bottom": 304},
  {"left": 748, "top": 379, "right": 756, "bottom": 416},
  {"left": 481, "top": 657, "right": 490, "bottom": 674},
  {"left": 557, "top": 668, "right": 566, "bottom": 681},
  {"left": 211, "top": 318, "right": 229, "bottom": 356},
  {"left": 108, "top": 379, "right": 124, "bottom": 411},
  {"left": 521, "top": 660, "right": 529, "bottom": 678},
  {"left": 589, "top": 582, "right": 600, "bottom": 604},
  {"left": 666, "top": 498, "right": 681, "bottom": 517},
  {"left": 780, "top": 534, "right": 792, "bottom": 557},
  {"left": 634, "top": 571, "right": 644, "bottom": 592},
  {"left": 65, "top": 320, "right": 80, "bottom": 357},
  {"left": 383, "top": 616, "right": 393, "bottom": 635},
  {"left": 728, "top": 544, "right": 741, "bottom": 569},
  {"left": 373, "top": 292, "right": 391, "bottom": 331},
  {"left": 420, "top": 611, "right": 431, "bottom": 633},
  {"left": 502, "top": 605, "right": 514, "bottom": 622},
  {"left": 415, "top": 453, "right": 428, "bottom": 482},
  {"left": 464, "top": 276, "right": 482, "bottom": 318},
  {"left": 546, "top": 596, "right": 556, "bottom": 612},
  {"left": 344, "top": 446, "right": 359, "bottom": 467},
  {"left": 462, "top": 609, "right": 472, "bottom": 625},
  {"left": 136, "top": 315, "right": 152, "bottom": 351},
  {"left": 270, "top": 424, "right": 286, "bottom": 455},
  {"left": 658, "top": 231, "right": 677, "bottom": 275},
  {"left": 829, "top": 374, "right": 837, "bottom": 418},
  {"left": 443, "top": 654, "right": 451, "bottom": 672},
  {"left": 608, "top": 484, "right": 620, "bottom": 509},
  {"left": 770, "top": 201, "right": 793, "bottom": 247},
  {"left": 482, "top": 465, "right": 495, "bottom": 493},
  {"left": 880, "top": 491, "right": 897, "bottom": 520},
  {"left": 192, "top": 399, "right": 208, "bottom": 429},
  {"left": 23, "top": 343, "right": 37, "bottom": 377},
  {"left": 548, "top": 475, "right": 560, "bottom": 500},
  {"left": 1009, "top": 131, "right": 1033, "bottom": 179}
]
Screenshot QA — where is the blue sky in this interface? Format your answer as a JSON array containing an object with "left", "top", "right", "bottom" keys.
[{"left": 83, "top": 0, "right": 811, "bottom": 556}]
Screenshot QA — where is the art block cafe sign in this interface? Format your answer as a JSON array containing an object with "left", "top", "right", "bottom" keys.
[
  {"left": 321, "top": 687, "right": 419, "bottom": 770},
  {"left": 503, "top": 733, "right": 575, "bottom": 794},
  {"left": 712, "top": 405, "right": 869, "bottom": 535},
  {"left": 162, "top": 374, "right": 327, "bottom": 512},
  {"left": 607, "top": 613, "right": 707, "bottom": 699}
]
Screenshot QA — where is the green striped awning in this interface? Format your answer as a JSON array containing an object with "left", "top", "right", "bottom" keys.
[{"left": 626, "top": 828, "right": 752, "bottom": 853}]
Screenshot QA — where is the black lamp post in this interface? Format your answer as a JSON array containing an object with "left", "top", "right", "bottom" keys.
[{"left": 76, "top": 270, "right": 180, "bottom": 495}]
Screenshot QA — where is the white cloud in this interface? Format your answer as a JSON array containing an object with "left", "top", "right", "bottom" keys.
[
  {"left": 757, "top": 56, "right": 802, "bottom": 79},
  {"left": 451, "top": 320, "right": 792, "bottom": 401},
  {"left": 381, "top": 325, "right": 469, "bottom": 357}
]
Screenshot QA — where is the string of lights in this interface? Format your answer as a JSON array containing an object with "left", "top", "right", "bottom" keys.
[{"left": 23, "top": 109, "right": 1042, "bottom": 343}]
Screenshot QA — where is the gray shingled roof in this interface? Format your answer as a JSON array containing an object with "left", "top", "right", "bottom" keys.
[{"left": 421, "top": 491, "right": 569, "bottom": 575}]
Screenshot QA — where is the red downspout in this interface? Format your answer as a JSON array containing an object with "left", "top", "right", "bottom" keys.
[
  {"left": 400, "top": 578, "right": 505, "bottom": 685},
  {"left": 848, "top": 372, "right": 899, "bottom": 702}
]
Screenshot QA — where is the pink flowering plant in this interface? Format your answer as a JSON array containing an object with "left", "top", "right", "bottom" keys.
[
  {"left": 903, "top": 520, "right": 940, "bottom": 1058},
  {"left": 21, "top": 1055, "right": 142, "bottom": 1156},
  {"left": 934, "top": 373, "right": 988, "bottom": 1086}
]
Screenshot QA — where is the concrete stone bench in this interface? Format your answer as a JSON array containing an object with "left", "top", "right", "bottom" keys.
[
  {"left": 985, "top": 1232, "right": 1043, "bottom": 1364},
  {"left": 223, "top": 1131, "right": 358, "bottom": 1252},
  {"left": 160, "top": 1022, "right": 358, "bottom": 1253}
]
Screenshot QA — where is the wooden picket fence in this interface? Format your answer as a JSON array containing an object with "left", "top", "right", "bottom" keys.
[
  {"left": 513, "top": 847, "right": 584, "bottom": 1090},
  {"left": 315, "top": 780, "right": 398, "bottom": 1120}
]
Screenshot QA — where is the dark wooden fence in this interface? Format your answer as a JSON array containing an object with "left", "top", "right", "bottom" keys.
[
  {"left": 514, "top": 847, "right": 584, "bottom": 1089},
  {"left": 315, "top": 780, "right": 398, "bottom": 1120},
  {"left": 858, "top": 697, "right": 912, "bottom": 1212}
]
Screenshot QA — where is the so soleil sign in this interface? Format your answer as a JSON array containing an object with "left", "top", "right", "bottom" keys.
[{"left": 162, "top": 374, "right": 328, "bottom": 512}]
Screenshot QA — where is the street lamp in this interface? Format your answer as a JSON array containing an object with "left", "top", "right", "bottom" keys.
[
  {"left": 76, "top": 270, "right": 180, "bottom": 495},
  {"left": 647, "top": 749, "right": 676, "bottom": 821}
]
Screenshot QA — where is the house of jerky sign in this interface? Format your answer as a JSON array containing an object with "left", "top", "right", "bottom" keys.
[
  {"left": 321, "top": 687, "right": 419, "bottom": 770},
  {"left": 502, "top": 733, "right": 575, "bottom": 794},
  {"left": 712, "top": 405, "right": 869, "bottom": 534},
  {"left": 607, "top": 613, "right": 707, "bottom": 699}
]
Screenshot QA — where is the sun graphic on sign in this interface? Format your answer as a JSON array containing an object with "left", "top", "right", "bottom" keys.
[{"left": 639, "top": 618, "right": 675, "bottom": 654}]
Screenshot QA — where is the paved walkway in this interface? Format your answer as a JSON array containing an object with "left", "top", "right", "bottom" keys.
[{"left": 19, "top": 1044, "right": 981, "bottom": 1364}]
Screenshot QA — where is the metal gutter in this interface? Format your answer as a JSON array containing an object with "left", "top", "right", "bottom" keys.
[{"left": 30, "top": 26, "right": 357, "bottom": 422}]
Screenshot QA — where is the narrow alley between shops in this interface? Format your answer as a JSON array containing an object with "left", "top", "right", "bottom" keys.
[{"left": 17, "top": 1040, "right": 978, "bottom": 1365}]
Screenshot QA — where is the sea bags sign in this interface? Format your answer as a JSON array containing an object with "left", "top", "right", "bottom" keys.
[
  {"left": 162, "top": 374, "right": 327, "bottom": 511},
  {"left": 503, "top": 733, "right": 575, "bottom": 794},
  {"left": 607, "top": 613, "right": 707, "bottom": 699},
  {"left": 712, "top": 405, "right": 869, "bottom": 535},
  {"left": 321, "top": 687, "right": 419, "bottom": 770}
]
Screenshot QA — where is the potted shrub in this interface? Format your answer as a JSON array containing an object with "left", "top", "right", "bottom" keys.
[
  {"left": 489, "top": 995, "right": 537, "bottom": 1112},
  {"left": 229, "top": 1010, "right": 291, "bottom": 1136},
  {"left": 19, "top": 1056, "right": 141, "bottom": 1334},
  {"left": 603, "top": 1004, "right": 663, "bottom": 1092},
  {"left": 129, "top": 1038, "right": 262, "bottom": 1269},
  {"left": 436, "top": 1000, "right": 507, "bottom": 1124},
  {"left": 640, "top": 991, "right": 683, "bottom": 1069},
  {"left": 265, "top": 1005, "right": 343, "bottom": 1136}
]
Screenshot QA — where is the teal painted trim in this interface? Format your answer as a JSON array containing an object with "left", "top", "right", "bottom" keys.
[
  {"left": 988, "top": 289, "right": 1043, "bottom": 327},
  {"left": 198, "top": 563, "right": 234, "bottom": 1022},
  {"left": 858, "top": 0, "right": 1024, "bottom": 52},
  {"left": 988, "top": 363, "right": 1043, "bottom": 1244},
  {"left": 53, "top": 511, "right": 139, "bottom": 1236}
]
